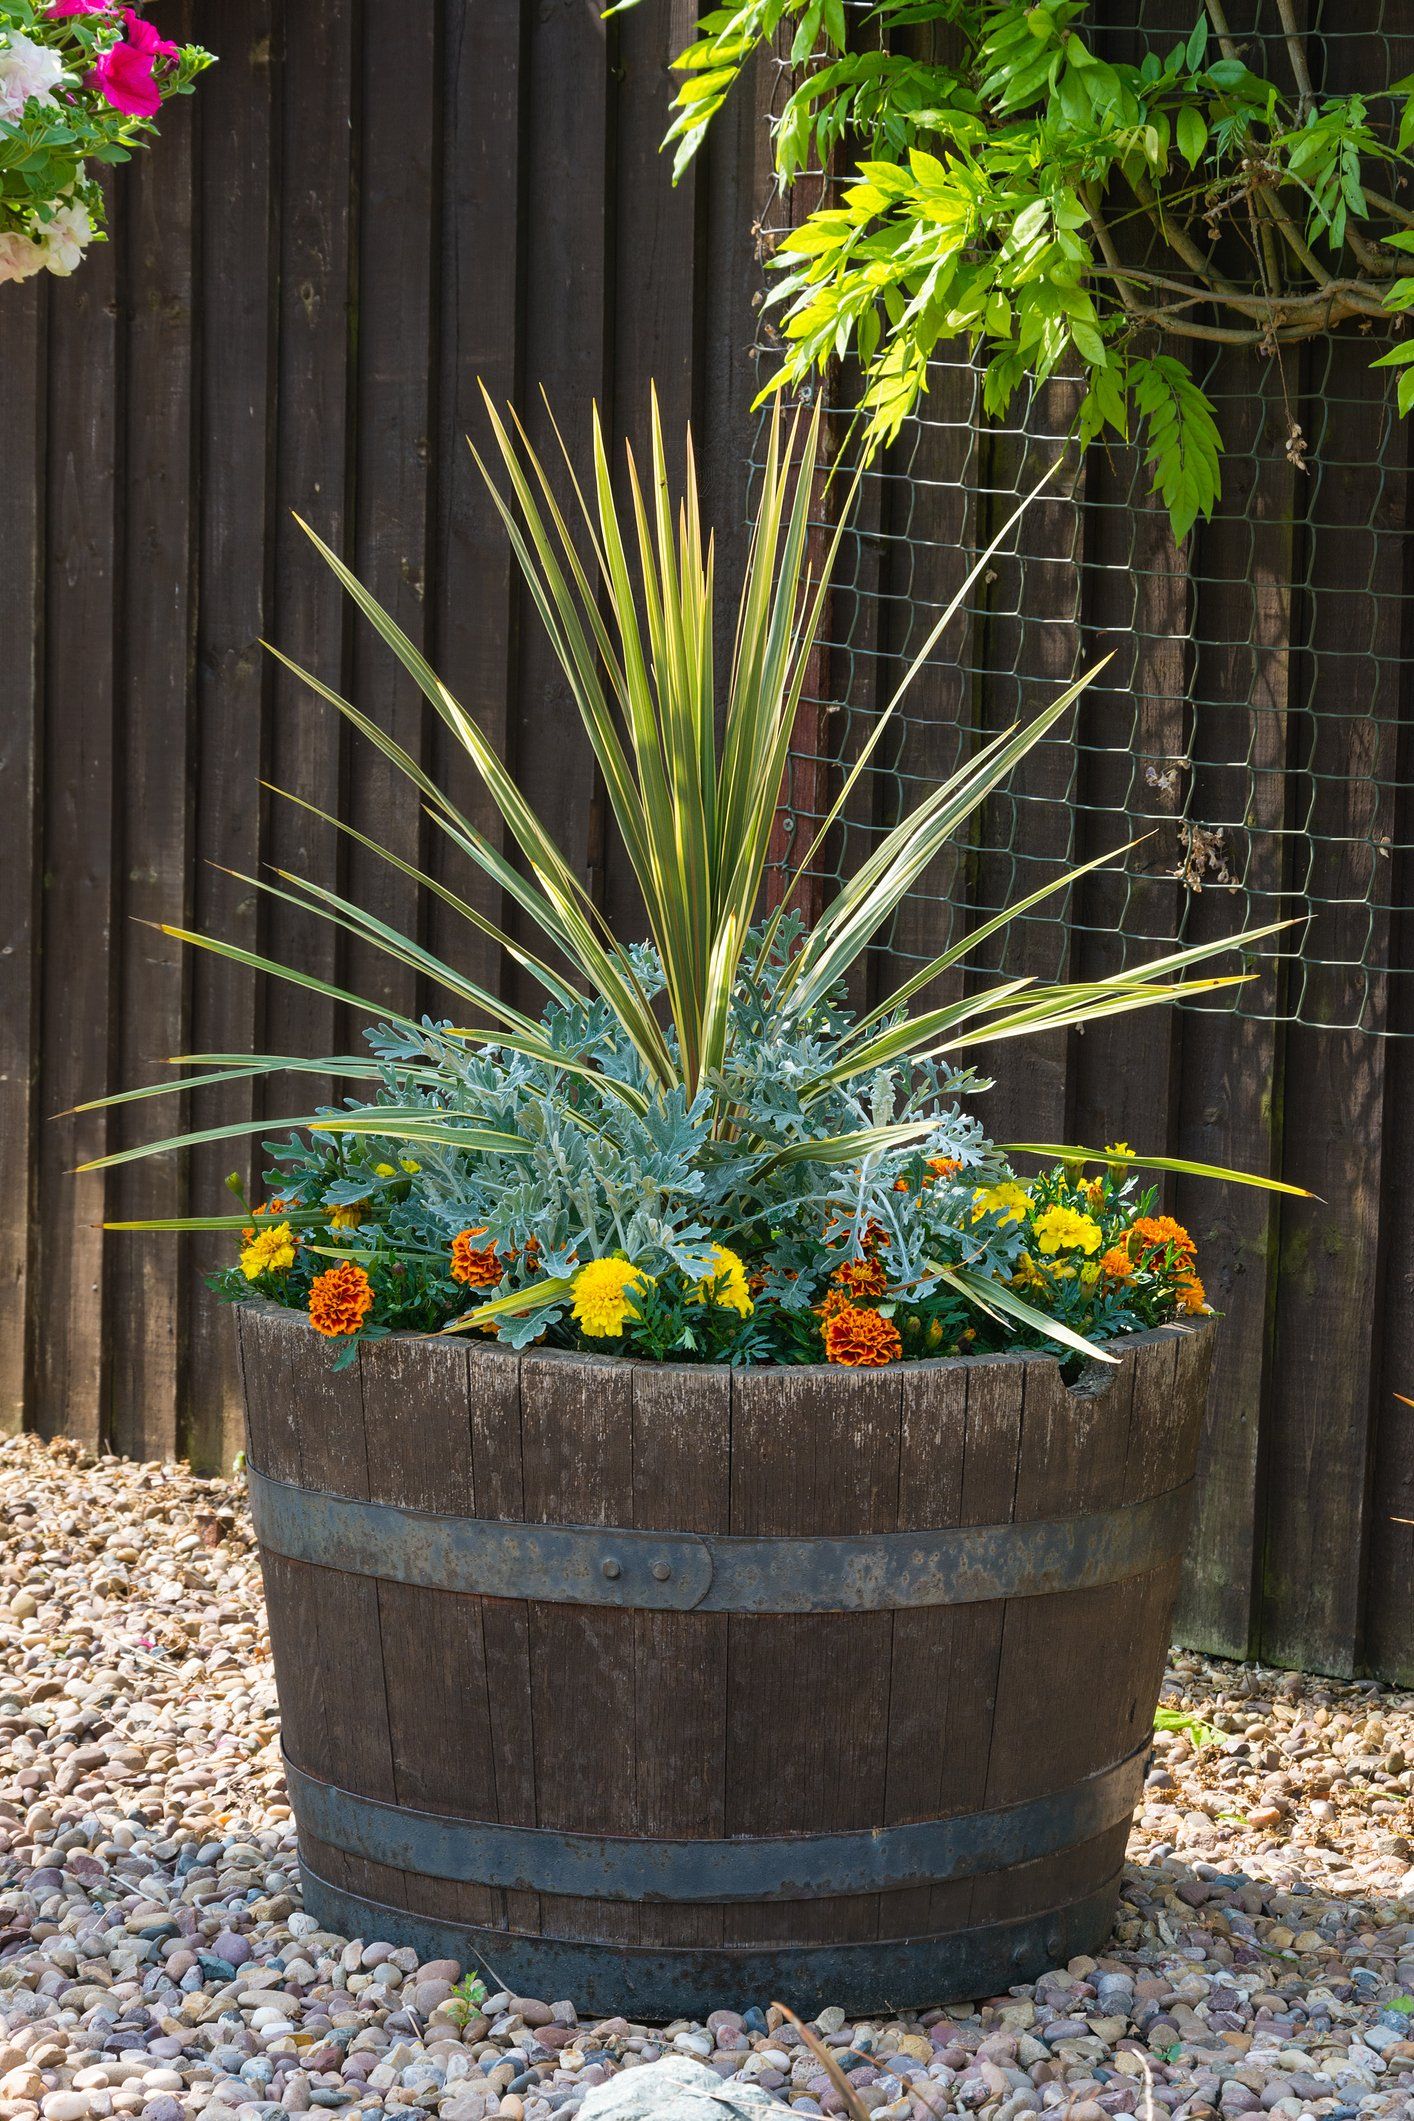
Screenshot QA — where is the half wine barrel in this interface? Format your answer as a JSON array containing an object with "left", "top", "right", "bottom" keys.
[{"left": 238, "top": 1307, "right": 1214, "bottom": 2016}]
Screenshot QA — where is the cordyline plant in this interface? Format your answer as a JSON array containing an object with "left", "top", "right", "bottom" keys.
[{"left": 81, "top": 393, "right": 1303, "bottom": 1372}]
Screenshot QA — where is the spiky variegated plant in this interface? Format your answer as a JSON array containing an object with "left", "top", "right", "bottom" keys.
[{"left": 82, "top": 392, "right": 1301, "bottom": 1368}]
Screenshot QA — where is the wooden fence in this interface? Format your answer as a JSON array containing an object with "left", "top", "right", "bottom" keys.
[
  {"left": 1, "top": 0, "right": 1410, "bottom": 1683},
  {"left": 0, "top": 0, "right": 766, "bottom": 1462}
]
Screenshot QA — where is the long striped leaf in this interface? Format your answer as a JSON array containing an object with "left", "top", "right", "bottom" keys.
[
  {"left": 935, "top": 1263, "right": 1121, "bottom": 1364},
  {"left": 67, "top": 1056, "right": 413, "bottom": 1115},
  {"left": 1004, "top": 1143, "right": 1314, "bottom": 1198},
  {"left": 438, "top": 1276, "right": 576, "bottom": 1332},
  {"left": 103, "top": 1212, "right": 329, "bottom": 1233},
  {"left": 75, "top": 1114, "right": 337, "bottom": 1176}
]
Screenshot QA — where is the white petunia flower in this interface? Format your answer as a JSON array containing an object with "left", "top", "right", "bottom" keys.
[
  {"left": 0, "top": 31, "right": 67, "bottom": 123},
  {"left": 38, "top": 199, "right": 94, "bottom": 276},
  {"left": 0, "top": 230, "right": 46, "bottom": 285}
]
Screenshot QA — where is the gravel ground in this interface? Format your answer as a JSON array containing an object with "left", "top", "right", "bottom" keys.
[{"left": 1, "top": 1435, "right": 1412, "bottom": 2121}]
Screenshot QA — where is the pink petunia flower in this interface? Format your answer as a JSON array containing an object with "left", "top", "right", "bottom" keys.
[
  {"left": 90, "top": 40, "right": 160, "bottom": 115},
  {"left": 48, "top": 2, "right": 115, "bottom": 17},
  {"left": 122, "top": 7, "right": 178, "bottom": 60}
]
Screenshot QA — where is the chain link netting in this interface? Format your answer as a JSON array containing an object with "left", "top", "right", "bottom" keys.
[{"left": 754, "top": 1, "right": 1414, "bottom": 1036}]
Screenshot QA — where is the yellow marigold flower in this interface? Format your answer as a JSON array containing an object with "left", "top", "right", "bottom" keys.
[
  {"left": 970, "top": 1181, "right": 1030, "bottom": 1228},
  {"left": 239, "top": 1222, "right": 298, "bottom": 1282},
  {"left": 329, "top": 1202, "right": 365, "bottom": 1231},
  {"left": 374, "top": 1162, "right": 397, "bottom": 1178},
  {"left": 570, "top": 1257, "right": 654, "bottom": 1338},
  {"left": 693, "top": 1243, "right": 753, "bottom": 1317},
  {"left": 401, "top": 1158, "right": 421, "bottom": 1173},
  {"left": 1031, "top": 1205, "right": 1103, "bottom": 1257},
  {"left": 1010, "top": 1249, "right": 1046, "bottom": 1291}
]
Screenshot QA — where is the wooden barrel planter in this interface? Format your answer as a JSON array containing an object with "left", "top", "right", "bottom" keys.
[{"left": 238, "top": 1305, "right": 1214, "bottom": 2017}]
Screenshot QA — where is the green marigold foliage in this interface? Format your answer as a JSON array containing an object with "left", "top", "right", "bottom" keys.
[{"left": 644, "top": 0, "right": 1414, "bottom": 538}]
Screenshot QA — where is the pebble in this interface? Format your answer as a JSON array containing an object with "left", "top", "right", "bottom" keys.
[{"left": 0, "top": 1438, "right": 1412, "bottom": 2121}]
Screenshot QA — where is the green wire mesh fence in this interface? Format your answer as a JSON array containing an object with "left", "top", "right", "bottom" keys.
[{"left": 756, "top": 2, "right": 1414, "bottom": 1039}]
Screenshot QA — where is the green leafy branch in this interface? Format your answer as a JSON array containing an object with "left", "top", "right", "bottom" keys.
[{"left": 639, "top": 0, "right": 1414, "bottom": 539}]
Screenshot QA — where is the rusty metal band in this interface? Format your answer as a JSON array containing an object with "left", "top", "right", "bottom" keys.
[
  {"left": 295, "top": 1863, "right": 1123, "bottom": 2017},
  {"left": 247, "top": 1466, "right": 1189, "bottom": 1614},
  {"left": 285, "top": 1741, "right": 1144, "bottom": 1903}
]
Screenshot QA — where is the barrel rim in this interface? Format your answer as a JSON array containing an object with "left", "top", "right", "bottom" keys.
[{"left": 241, "top": 1294, "right": 1212, "bottom": 1386}]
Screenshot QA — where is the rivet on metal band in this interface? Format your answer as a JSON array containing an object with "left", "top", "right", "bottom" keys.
[
  {"left": 247, "top": 1466, "right": 1190, "bottom": 1615},
  {"left": 283, "top": 1740, "right": 1146, "bottom": 1903}
]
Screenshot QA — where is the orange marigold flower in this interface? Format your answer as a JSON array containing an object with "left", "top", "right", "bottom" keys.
[
  {"left": 451, "top": 1227, "right": 504, "bottom": 1289},
  {"left": 817, "top": 1286, "right": 854, "bottom": 1323},
  {"left": 308, "top": 1261, "right": 374, "bottom": 1339},
  {"left": 1127, "top": 1215, "right": 1196, "bottom": 1261},
  {"left": 925, "top": 1156, "right": 962, "bottom": 1182},
  {"left": 1100, "top": 1245, "right": 1135, "bottom": 1282},
  {"left": 830, "top": 1254, "right": 889, "bottom": 1300},
  {"left": 823, "top": 1304, "right": 903, "bottom": 1368},
  {"left": 1177, "top": 1272, "right": 1207, "bottom": 1314}
]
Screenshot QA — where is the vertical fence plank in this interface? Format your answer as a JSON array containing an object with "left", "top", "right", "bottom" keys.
[
  {"left": 972, "top": 390, "right": 1086, "bottom": 1147},
  {"left": 1172, "top": 364, "right": 1295, "bottom": 1660},
  {"left": 602, "top": 0, "right": 704, "bottom": 944},
  {"left": 36, "top": 212, "right": 120, "bottom": 1449},
  {"left": 187, "top": 0, "right": 278, "bottom": 1470},
  {"left": 262, "top": 0, "right": 356, "bottom": 1081},
  {"left": 342, "top": 2, "right": 437, "bottom": 1029},
  {"left": 872, "top": 372, "right": 981, "bottom": 1020},
  {"left": 425, "top": 0, "right": 524, "bottom": 1002},
  {"left": 1365, "top": 822, "right": 1414, "bottom": 1682},
  {"left": 1072, "top": 475, "right": 1188, "bottom": 1157},
  {"left": 110, "top": 28, "right": 197, "bottom": 1463},
  {"left": 1258, "top": 347, "right": 1403, "bottom": 1677},
  {"left": 0, "top": 282, "right": 44, "bottom": 1439},
  {"left": 505, "top": 0, "right": 611, "bottom": 1005}
]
